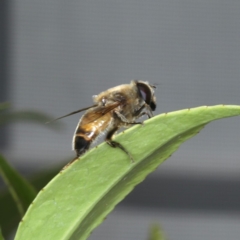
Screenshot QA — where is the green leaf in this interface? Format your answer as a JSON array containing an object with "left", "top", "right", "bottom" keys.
[
  {"left": 0, "top": 155, "right": 37, "bottom": 216},
  {"left": 148, "top": 224, "right": 167, "bottom": 240},
  {"left": 0, "top": 226, "right": 5, "bottom": 240},
  {"left": 0, "top": 102, "right": 10, "bottom": 112},
  {"left": 0, "top": 102, "right": 62, "bottom": 129},
  {"left": 0, "top": 189, "right": 21, "bottom": 238},
  {"left": 0, "top": 164, "right": 62, "bottom": 238},
  {"left": 0, "top": 110, "right": 62, "bottom": 130},
  {"left": 14, "top": 105, "right": 240, "bottom": 240}
]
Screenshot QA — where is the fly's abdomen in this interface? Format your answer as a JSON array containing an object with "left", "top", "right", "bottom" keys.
[
  {"left": 74, "top": 135, "right": 91, "bottom": 157},
  {"left": 73, "top": 126, "right": 96, "bottom": 157},
  {"left": 73, "top": 111, "right": 111, "bottom": 157},
  {"left": 73, "top": 112, "right": 112, "bottom": 158}
]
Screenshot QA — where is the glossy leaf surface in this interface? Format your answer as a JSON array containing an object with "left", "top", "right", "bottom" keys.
[{"left": 14, "top": 105, "right": 240, "bottom": 240}]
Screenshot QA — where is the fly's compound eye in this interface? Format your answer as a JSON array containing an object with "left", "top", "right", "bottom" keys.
[
  {"left": 136, "top": 82, "right": 152, "bottom": 104},
  {"left": 137, "top": 81, "right": 157, "bottom": 107},
  {"left": 136, "top": 81, "right": 157, "bottom": 111}
]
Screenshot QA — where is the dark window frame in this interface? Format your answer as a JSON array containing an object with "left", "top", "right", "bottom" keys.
[{"left": 0, "top": 0, "right": 10, "bottom": 148}]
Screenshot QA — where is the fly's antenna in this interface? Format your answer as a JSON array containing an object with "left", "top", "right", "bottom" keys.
[
  {"left": 46, "top": 104, "right": 98, "bottom": 123},
  {"left": 150, "top": 82, "right": 161, "bottom": 89}
]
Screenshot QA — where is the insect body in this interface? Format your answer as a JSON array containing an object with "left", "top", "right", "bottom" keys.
[{"left": 54, "top": 80, "right": 156, "bottom": 163}]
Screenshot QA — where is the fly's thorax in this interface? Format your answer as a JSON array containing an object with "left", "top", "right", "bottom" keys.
[{"left": 93, "top": 83, "right": 135, "bottom": 104}]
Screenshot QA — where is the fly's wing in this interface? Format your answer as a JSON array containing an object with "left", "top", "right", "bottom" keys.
[
  {"left": 80, "top": 101, "right": 121, "bottom": 125},
  {"left": 47, "top": 104, "right": 98, "bottom": 123},
  {"left": 47, "top": 101, "right": 121, "bottom": 124}
]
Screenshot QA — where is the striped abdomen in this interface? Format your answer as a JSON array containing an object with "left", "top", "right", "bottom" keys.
[{"left": 73, "top": 110, "right": 112, "bottom": 157}]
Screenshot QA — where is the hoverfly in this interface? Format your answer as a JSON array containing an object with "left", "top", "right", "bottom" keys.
[{"left": 52, "top": 80, "right": 156, "bottom": 164}]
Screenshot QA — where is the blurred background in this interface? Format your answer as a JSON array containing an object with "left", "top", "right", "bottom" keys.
[{"left": 1, "top": 0, "right": 240, "bottom": 239}]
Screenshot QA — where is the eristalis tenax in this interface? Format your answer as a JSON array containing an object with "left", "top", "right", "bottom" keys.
[{"left": 51, "top": 80, "right": 157, "bottom": 165}]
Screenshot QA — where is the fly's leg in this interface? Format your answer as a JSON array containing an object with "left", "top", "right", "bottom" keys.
[
  {"left": 113, "top": 111, "right": 143, "bottom": 126},
  {"left": 107, "top": 140, "right": 134, "bottom": 163},
  {"left": 106, "top": 127, "right": 134, "bottom": 163},
  {"left": 137, "top": 111, "right": 152, "bottom": 119},
  {"left": 134, "top": 104, "right": 153, "bottom": 119}
]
